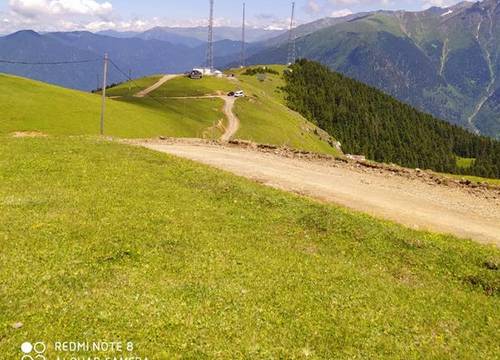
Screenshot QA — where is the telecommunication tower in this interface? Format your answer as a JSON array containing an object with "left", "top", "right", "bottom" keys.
[
  {"left": 287, "top": 1, "right": 296, "bottom": 65},
  {"left": 240, "top": 2, "right": 246, "bottom": 68},
  {"left": 206, "top": 0, "right": 215, "bottom": 72}
]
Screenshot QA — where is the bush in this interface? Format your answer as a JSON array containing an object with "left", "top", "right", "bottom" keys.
[{"left": 242, "top": 67, "right": 279, "bottom": 76}]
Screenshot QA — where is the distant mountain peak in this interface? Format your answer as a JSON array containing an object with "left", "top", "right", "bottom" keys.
[{"left": 7, "top": 30, "right": 40, "bottom": 38}]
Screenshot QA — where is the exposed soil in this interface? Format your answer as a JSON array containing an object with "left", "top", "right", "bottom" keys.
[
  {"left": 161, "top": 95, "right": 240, "bottom": 142},
  {"left": 220, "top": 96, "right": 239, "bottom": 142},
  {"left": 134, "top": 74, "right": 179, "bottom": 98},
  {"left": 133, "top": 138, "right": 500, "bottom": 246},
  {"left": 11, "top": 131, "right": 47, "bottom": 138},
  {"left": 134, "top": 74, "right": 240, "bottom": 141}
]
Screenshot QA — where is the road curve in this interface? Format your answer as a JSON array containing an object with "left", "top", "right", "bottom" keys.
[
  {"left": 140, "top": 141, "right": 500, "bottom": 246},
  {"left": 133, "top": 74, "right": 240, "bottom": 141},
  {"left": 162, "top": 95, "right": 240, "bottom": 142},
  {"left": 135, "top": 74, "right": 179, "bottom": 98}
]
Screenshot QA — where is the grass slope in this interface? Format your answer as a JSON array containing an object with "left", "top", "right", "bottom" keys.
[
  {"left": 0, "top": 73, "right": 225, "bottom": 139},
  {"left": 108, "top": 68, "right": 341, "bottom": 155},
  {"left": 152, "top": 76, "right": 235, "bottom": 97},
  {"left": 0, "top": 135, "right": 498, "bottom": 358},
  {"left": 105, "top": 75, "right": 163, "bottom": 97},
  {"left": 456, "top": 156, "right": 475, "bottom": 169},
  {"left": 441, "top": 173, "right": 500, "bottom": 187},
  {"left": 229, "top": 66, "right": 340, "bottom": 155}
]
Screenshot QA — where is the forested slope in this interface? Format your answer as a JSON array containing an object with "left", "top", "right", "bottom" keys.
[{"left": 283, "top": 60, "right": 500, "bottom": 178}]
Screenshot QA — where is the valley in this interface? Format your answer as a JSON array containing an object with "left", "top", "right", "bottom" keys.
[{"left": 245, "top": 0, "right": 500, "bottom": 139}]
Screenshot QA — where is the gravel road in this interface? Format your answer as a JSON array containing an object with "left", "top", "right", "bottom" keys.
[{"left": 140, "top": 140, "right": 500, "bottom": 246}]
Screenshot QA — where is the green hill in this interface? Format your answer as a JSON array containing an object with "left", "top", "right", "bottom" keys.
[
  {"left": 0, "top": 73, "right": 225, "bottom": 139},
  {"left": 230, "top": 65, "right": 340, "bottom": 154},
  {"left": 0, "top": 70, "right": 340, "bottom": 155},
  {"left": 0, "top": 135, "right": 498, "bottom": 358},
  {"left": 106, "top": 68, "right": 341, "bottom": 155},
  {"left": 283, "top": 60, "right": 500, "bottom": 179},
  {"left": 144, "top": 76, "right": 235, "bottom": 97}
]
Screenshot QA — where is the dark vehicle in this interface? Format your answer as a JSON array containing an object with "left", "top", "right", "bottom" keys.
[
  {"left": 227, "top": 91, "right": 235, "bottom": 96},
  {"left": 189, "top": 70, "right": 203, "bottom": 79}
]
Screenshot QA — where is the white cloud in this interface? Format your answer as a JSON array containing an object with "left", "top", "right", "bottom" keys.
[
  {"left": 84, "top": 20, "right": 115, "bottom": 31},
  {"left": 252, "top": 12, "right": 303, "bottom": 31},
  {"left": 9, "top": 0, "right": 112, "bottom": 18},
  {"left": 329, "top": 0, "right": 360, "bottom": 4},
  {"left": 421, "top": 0, "right": 457, "bottom": 8},
  {"left": 83, "top": 17, "right": 237, "bottom": 32},
  {"left": 331, "top": 9, "right": 354, "bottom": 18},
  {"left": 306, "top": 0, "right": 321, "bottom": 13}
]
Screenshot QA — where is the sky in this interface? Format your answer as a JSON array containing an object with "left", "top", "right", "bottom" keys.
[{"left": 0, "top": 0, "right": 466, "bottom": 34}]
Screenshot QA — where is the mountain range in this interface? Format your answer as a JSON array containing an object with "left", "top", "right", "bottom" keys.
[
  {"left": 247, "top": 0, "right": 500, "bottom": 139},
  {"left": 0, "top": 30, "right": 257, "bottom": 91},
  {"left": 98, "top": 26, "right": 284, "bottom": 46},
  {"left": 0, "top": 0, "right": 498, "bottom": 138}
]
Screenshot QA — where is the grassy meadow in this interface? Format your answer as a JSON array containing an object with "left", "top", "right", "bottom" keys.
[
  {"left": 105, "top": 75, "right": 163, "bottom": 97},
  {"left": 0, "top": 135, "right": 499, "bottom": 358},
  {"left": 103, "top": 68, "right": 341, "bottom": 155},
  {"left": 152, "top": 76, "right": 235, "bottom": 97},
  {"left": 441, "top": 172, "right": 500, "bottom": 186},
  {"left": 0, "top": 73, "right": 225, "bottom": 139},
  {"left": 456, "top": 156, "right": 475, "bottom": 169},
  {"left": 229, "top": 66, "right": 340, "bottom": 155}
]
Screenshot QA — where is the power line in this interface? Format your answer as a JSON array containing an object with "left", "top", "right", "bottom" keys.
[
  {"left": 0, "top": 53, "right": 179, "bottom": 135},
  {"left": 0, "top": 54, "right": 176, "bottom": 109},
  {"left": 0, "top": 58, "right": 100, "bottom": 65},
  {"left": 107, "top": 58, "right": 170, "bottom": 107},
  {"left": 107, "top": 58, "right": 132, "bottom": 82}
]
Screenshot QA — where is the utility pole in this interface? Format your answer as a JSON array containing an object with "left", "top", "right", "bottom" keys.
[
  {"left": 241, "top": 2, "right": 246, "bottom": 68},
  {"left": 100, "top": 53, "right": 108, "bottom": 136},
  {"left": 287, "top": 1, "right": 296, "bottom": 65},
  {"left": 128, "top": 69, "right": 132, "bottom": 95},
  {"left": 207, "top": 0, "right": 215, "bottom": 73}
]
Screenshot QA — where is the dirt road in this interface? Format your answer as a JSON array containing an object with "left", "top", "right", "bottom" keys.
[
  {"left": 140, "top": 140, "right": 500, "bottom": 246},
  {"left": 220, "top": 96, "right": 239, "bottom": 142},
  {"left": 133, "top": 74, "right": 240, "bottom": 141},
  {"left": 135, "top": 75, "right": 178, "bottom": 98},
  {"left": 167, "top": 95, "right": 240, "bottom": 142}
]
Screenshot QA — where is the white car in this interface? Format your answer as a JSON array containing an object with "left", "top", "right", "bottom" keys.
[{"left": 234, "top": 90, "right": 245, "bottom": 98}]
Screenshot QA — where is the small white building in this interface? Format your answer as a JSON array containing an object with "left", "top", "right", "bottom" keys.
[{"left": 192, "top": 68, "right": 223, "bottom": 77}]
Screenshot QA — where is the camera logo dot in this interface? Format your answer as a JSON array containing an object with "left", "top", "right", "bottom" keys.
[
  {"left": 21, "top": 342, "right": 33, "bottom": 354},
  {"left": 21, "top": 341, "right": 46, "bottom": 360}
]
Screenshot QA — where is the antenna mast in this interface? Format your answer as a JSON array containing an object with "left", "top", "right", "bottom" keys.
[
  {"left": 240, "top": 2, "right": 246, "bottom": 68},
  {"left": 207, "top": 0, "right": 215, "bottom": 72},
  {"left": 287, "top": 1, "right": 296, "bottom": 65}
]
